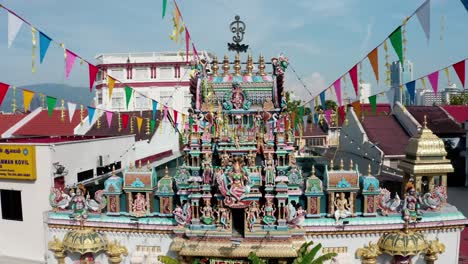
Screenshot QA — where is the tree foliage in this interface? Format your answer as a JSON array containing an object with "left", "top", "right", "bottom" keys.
[{"left": 449, "top": 92, "right": 468, "bottom": 105}]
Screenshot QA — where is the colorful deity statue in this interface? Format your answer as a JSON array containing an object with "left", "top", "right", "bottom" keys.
[
  {"left": 230, "top": 82, "right": 245, "bottom": 109},
  {"left": 182, "top": 201, "right": 192, "bottom": 224},
  {"left": 173, "top": 205, "right": 186, "bottom": 226},
  {"left": 132, "top": 193, "right": 148, "bottom": 217},
  {"left": 262, "top": 198, "right": 276, "bottom": 225},
  {"left": 202, "top": 154, "right": 213, "bottom": 184},
  {"left": 200, "top": 199, "right": 214, "bottom": 225},
  {"left": 221, "top": 150, "right": 231, "bottom": 167},
  {"left": 247, "top": 151, "right": 256, "bottom": 167},
  {"left": 288, "top": 152, "right": 297, "bottom": 167},
  {"left": 264, "top": 154, "right": 276, "bottom": 186},
  {"left": 403, "top": 182, "right": 421, "bottom": 223},
  {"left": 289, "top": 205, "right": 306, "bottom": 228},
  {"left": 217, "top": 207, "right": 230, "bottom": 229},
  {"left": 334, "top": 192, "right": 352, "bottom": 224},
  {"left": 70, "top": 185, "right": 88, "bottom": 221},
  {"left": 228, "top": 162, "right": 251, "bottom": 201},
  {"left": 247, "top": 201, "right": 261, "bottom": 231}
]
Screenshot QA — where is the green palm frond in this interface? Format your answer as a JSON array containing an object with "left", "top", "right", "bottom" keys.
[{"left": 158, "top": 255, "right": 180, "bottom": 264}]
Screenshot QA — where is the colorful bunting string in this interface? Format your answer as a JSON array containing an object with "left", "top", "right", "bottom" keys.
[
  {"left": 0, "top": 83, "right": 9, "bottom": 106},
  {"left": 67, "top": 102, "right": 77, "bottom": 122},
  {"left": 22, "top": 90, "right": 34, "bottom": 112},
  {"left": 46, "top": 96, "right": 57, "bottom": 116},
  {"left": 453, "top": 60, "right": 466, "bottom": 88},
  {"left": 87, "top": 107, "right": 96, "bottom": 124},
  {"left": 8, "top": 12, "right": 23, "bottom": 48},
  {"left": 428, "top": 71, "right": 439, "bottom": 95},
  {"left": 39, "top": 32, "right": 51, "bottom": 63}
]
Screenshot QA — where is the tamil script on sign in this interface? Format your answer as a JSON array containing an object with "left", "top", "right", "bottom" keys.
[{"left": 0, "top": 145, "right": 36, "bottom": 180}]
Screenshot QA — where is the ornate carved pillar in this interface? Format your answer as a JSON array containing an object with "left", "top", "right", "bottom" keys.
[{"left": 48, "top": 237, "right": 66, "bottom": 264}]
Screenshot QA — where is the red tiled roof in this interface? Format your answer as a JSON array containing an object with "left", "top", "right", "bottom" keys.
[
  {"left": 0, "top": 113, "right": 27, "bottom": 135},
  {"left": 14, "top": 110, "right": 87, "bottom": 136},
  {"left": 361, "top": 115, "right": 410, "bottom": 155},
  {"left": 294, "top": 123, "right": 327, "bottom": 137},
  {"left": 360, "top": 103, "right": 392, "bottom": 116},
  {"left": 86, "top": 110, "right": 162, "bottom": 141},
  {"left": 441, "top": 105, "right": 468, "bottom": 124},
  {"left": 406, "top": 106, "right": 464, "bottom": 135}
]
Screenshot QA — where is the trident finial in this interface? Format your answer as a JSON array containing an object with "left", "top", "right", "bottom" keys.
[
  {"left": 311, "top": 165, "right": 316, "bottom": 177},
  {"left": 330, "top": 160, "right": 334, "bottom": 171},
  {"left": 340, "top": 159, "right": 344, "bottom": 170},
  {"left": 350, "top": 159, "right": 354, "bottom": 170},
  {"left": 423, "top": 115, "right": 428, "bottom": 128},
  {"left": 368, "top": 164, "right": 372, "bottom": 176}
]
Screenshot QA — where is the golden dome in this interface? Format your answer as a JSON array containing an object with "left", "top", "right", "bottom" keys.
[
  {"left": 62, "top": 228, "right": 106, "bottom": 255},
  {"left": 404, "top": 117, "right": 447, "bottom": 159},
  {"left": 377, "top": 229, "right": 427, "bottom": 257}
]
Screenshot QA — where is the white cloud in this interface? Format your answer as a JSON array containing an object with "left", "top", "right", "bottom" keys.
[
  {"left": 360, "top": 17, "right": 375, "bottom": 55},
  {"left": 285, "top": 72, "right": 326, "bottom": 103}
]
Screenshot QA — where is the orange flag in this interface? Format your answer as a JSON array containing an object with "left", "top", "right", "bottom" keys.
[
  {"left": 23, "top": 89, "right": 35, "bottom": 112},
  {"left": 352, "top": 101, "right": 361, "bottom": 118},
  {"left": 136, "top": 116, "right": 143, "bottom": 133},
  {"left": 368, "top": 48, "right": 379, "bottom": 83},
  {"left": 108, "top": 76, "right": 115, "bottom": 99}
]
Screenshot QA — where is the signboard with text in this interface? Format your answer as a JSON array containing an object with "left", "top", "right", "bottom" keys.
[{"left": 0, "top": 145, "right": 37, "bottom": 180}]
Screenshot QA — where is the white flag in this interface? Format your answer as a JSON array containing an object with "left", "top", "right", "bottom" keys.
[
  {"left": 416, "top": 0, "right": 431, "bottom": 42},
  {"left": 8, "top": 12, "right": 23, "bottom": 48},
  {"left": 67, "top": 102, "right": 77, "bottom": 123}
]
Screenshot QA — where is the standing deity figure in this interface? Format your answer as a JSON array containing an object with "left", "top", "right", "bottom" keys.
[
  {"left": 403, "top": 182, "right": 421, "bottom": 223},
  {"left": 132, "top": 193, "right": 147, "bottom": 217},
  {"left": 202, "top": 154, "right": 213, "bottom": 184},
  {"left": 182, "top": 201, "right": 192, "bottom": 224},
  {"left": 334, "top": 192, "right": 351, "bottom": 224},
  {"left": 200, "top": 199, "right": 214, "bottom": 225},
  {"left": 262, "top": 198, "right": 277, "bottom": 225},
  {"left": 221, "top": 150, "right": 231, "bottom": 167},
  {"left": 288, "top": 152, "right": 297, "bottom": 167},
  {"left": 263, "top": 155, "right": 276, "bottom": 186},
  {"left": 256, "top": 132, "right": 265, "bottom": 155},
  {"left": 235, "top": 135, "right": 240, "bottom": 149},
  {"left": 217, "top": 207, "right": 230, "bottom": 229},
  {"left": 228, "top": 161, "right": 250, "bottom": 201},
  {"left": 247, "top": 202, "right": 261, "bottom": 231},
  {"left": 247, "top": 151, "right": 256, "bottom": 167}
]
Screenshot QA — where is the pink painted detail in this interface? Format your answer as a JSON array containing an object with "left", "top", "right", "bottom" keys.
[{"left": 262, "top": 75, "right": 272, "bottom": 82}]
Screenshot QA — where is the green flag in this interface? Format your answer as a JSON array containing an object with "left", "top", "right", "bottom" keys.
[
  {"left": 162, "top": 0, "right": 168, "bottom": 18},
  {"left": 389, "top": 27, "right": 404, "bottom": 65},
  {"left": 150, "top": 120, "right": 156, "bottom": 133},
  {"left": 125, "top": 86, "right": 133, "bottom": 110},
  {"left": 46, "top": 96, "right": 57, "bottom": 117},
  {"left": 368, "top": 95, "right": 377, "bottom": 114}
]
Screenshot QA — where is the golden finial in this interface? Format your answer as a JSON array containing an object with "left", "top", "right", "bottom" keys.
[
  {"left": 234, "top": 53, "right": 241, "bottom": 76},
  {"left": 350, "top": 159, "right": 354, "bottom": 170},
  {"left": 165, "top": 165, "right": 169, "bottom": 177},
  {"left": 138, "top": 160, "right": 142, "bottom": 170},
  {"left": 222, "top": 54, "right": 230, "bottom": 76},
  {"left": 80, "top": 105, "right": 84, "bottom": 125},
  {"left": 96, "top": 110, "right": 101, "bottom": 129},
  {"left": 368, "top": 164, "right": 371, "bottom": 176},
  {"left": 211, "top": 55, "right": 219, "bottom": 76},
  {"left": 246, "top": 53, "right": 253, "bottom": 76},
  {"left": 60, "top": 99, "right": 65, "bottom": 122},
  {"left": 258, "top": 53, "right": 266, "bottom": 76},
  {"left": 146, "top": 117, "right": 150, "bottom": 135},
  {"left": 118, "top": 112, "right": 122, "bottom": 132},
  {"left": 129, "top": 162, "right": 134, "bottom": 170},
  {"left": 146, "top": 160, "right": 151, "bottom": 171},
  {"left": 130, "top": 115, "right": 134, "bottom": 134},
  {"left": 330, "top": 160, "right": 334, "bottom": 171},
  {"left": 423, "top": 115, "right": 428, "bottom": 128},
  {"left": 111, "top": 165, "right": 116, "bottom": 175},
  {"left": 311, "top": 165, "right": 316, "bottom": 177},
  {"left": 340, "top": 158, "right": 344, "bottom": 170}
]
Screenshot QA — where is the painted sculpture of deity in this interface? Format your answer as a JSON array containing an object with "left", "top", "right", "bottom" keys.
[
  {"left": 247, "top": 201, "right": 261, "bottom": 231},
  {"left": 132, "top": 193, "right": 148, "bottom": 217},
  {"left": 173, "top": 205, "right": 186, "bottom": 226},
  {"left": 262, "top": 198, "right": 276, "bottom": 225},
  {"left": 289, "top": 205, "right": 306, "bottom": 228},
  {"left": 183, "top": 201, "right": 192, "bottom": 224},
  {"left": 403, "top": 182, "right": 421, "bottom": 223},
  {"left": 247, "top": 151, "right": 256, "bottom": 167},
  {"left": 263, "top": 154, "right": 276, "bottom": 186},
  {"left": 217, "top": 207, "right": 230, "bottom": 229},
  {"left": 70, "top": 185, "right": 88, "bottom": 220},
  {"left": 202, "top": 154, "right": 213, "bottom": 184},
  {"left": 334, "top": 192, "right": 352, "bottom": 224},
  {"left": 231, "top": 82, "right": 245, "bottom": 109},
  {"left": 200, "top": 199, "right": 214, "bottom": 225},
  {"left": 228, "top": 162, "right": 251, "bottom": 201},
  {"left": 221, "top": 150, "right": 231, "bottom": 167}
]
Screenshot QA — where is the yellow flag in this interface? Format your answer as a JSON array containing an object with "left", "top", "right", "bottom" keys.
[
  {"left": 23, "top": 90, "right": 35, "bottom": 112},
  {"left": 136, "top": 117, "right": 143, "bottom": 133},
  {"left": 31, "top": 28, "right": 37, "bottom": 73},
  {"left": 108, "top": 76, "right": 115, "bottom": 99},
  {"left": 421, "top": 78, "right": 427, "bottom": 90},
  {"left": 444, "top": 67, "right": 450, "bottom": 84}
]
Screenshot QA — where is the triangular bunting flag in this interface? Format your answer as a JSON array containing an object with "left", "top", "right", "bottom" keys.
[
  {"left": 368, "top": 48, "right": 379, "bottom": 83},
  {"left": 39, "top": 32, "right": 51, "bottom": 63},
  {"left": 324, "top": 110, "right": 332, "bottom": 124},
  {"left": 421, "top": 77, "right": 427, "bottom": 90},
  {"left": 8, "top": 12, "right": 23, "bottom": 48},
  {"left": 352, "top": 101, "right": 361, "bottom": 117},
  {"left": 150, "top": 120, "right": 156, "bottom": 133},
  {"left": 67, "top": 102, "right": 77, "bottom": 122},
  {"left": 461, "top": 0, "right": 468, "bottom": 12},
  {"left": 416, "top": 0, "right": 431, "bottom": 42},
  {"left": 338, "top": 106, "right": 346, "bottom": 124},
  {"left": 46, "top": 96, "right": 57, "bottom": 117},
  {"left": 405, "top": 81, "right": 416, "bottom": 104},
  {"left": 319, "top": 92, "right": 326, "bottom": 107},
  {"left": 428, "top": 71, "right": 439, "bottom": 95},
  {"left": 152, "top": 100, "right": 158, "bottom": 120},
  {"left": 453, "top": 60, "right": 466, "bottom": 88},
  {"left": 349, "top": 65, "right": 358, "bottom": 96},
  {"left": 185, "top": 29, "right": 190, "bottom": 63},
  {"left": 302, "top": 116, "right": 308, "bottom": 132},
  {"left": 368, "top": 95, "right": 377, "bottom": 114},
  {"left": 136, "top": 117, "right": 143, "bottom": 133},
  {"left": 87, "top": 107, "right": 96, "bottom": 124},
  {"left": 65, "top": 49, "right": 78, "bottom": 78},
  {"left": 108, "top": 76, "right": 116, "bottom": 99},
  {"left": 88, "top": 64, "right": 99, "bottom": 92},
  {"left": 23, "top": 90, "right": 35, "bottom": 112},
  {"left": 173, "top": 109, "right": 178, "bottom": 124},
  {"left": 192, "top": 43, "right": 198, "bottom": 60},
  {"left": 389, "top": 27, "right": 404, "bottom": 65},
  {"left": 162, "top": 0, "right": 168, "bottom": 18},
  {"left": 122, "top": 114, "right": 129, "bottom": 129},
  {"left": 0, "top": 83, "right": 10, "bottom": 106},
  {"left": 124, "top": 86, "right": 133, "bottom": 109},
  {"left": 163, "top": 106, "right": 168, "bottom": 121},
  {"left": 333, "top": 79, "right": 342, "bottom": 106},
  {"left": 105, "top": 111, "right": 113, "bottom": 128}
]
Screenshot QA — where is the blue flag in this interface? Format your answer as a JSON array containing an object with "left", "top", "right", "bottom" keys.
[
  {"left": 461, "top": 0, "right": 468, "bottom": 12},
  {"left": 87, "top": 106, "right": 96, "bottom": 124},
  {"left": 152, "top": 100, "right": 158, "bottom": 120},
  {"left": 319, "top": 91, "right": 326, "bottom": 107},
  {"left": 405, "top": 81, "right": 416, "bottom": 104},
  {"left": 39, "top": 32, "right": 52, "bottom": 64}
]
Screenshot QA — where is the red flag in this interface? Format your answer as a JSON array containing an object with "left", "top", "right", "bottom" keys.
[
  {"left": 0, "top": 82, "right": 9, "bottom": 106},
  {"left": 349, "top": 65, "right": 358, "bottom": 96},
  {"left": 88, "top": 63, "right": 99, "bottom": 92},
  {"left": 338, "top": 106, "right": 346, "bottom": 124},
  {"left": 122, "top": 114, "right": 129, "bottom": 129},
  {"left": 173, "top": 109, "right": 178, "bottom": 124},
  {"left": 194, "top": 124, "right": 198, "bottom": 132},
  {"left": 185, "top": 29, "right": 190, "bottom": 64},
  {"left": 453, "top": 60, "right": 466, "bottom": 88}
]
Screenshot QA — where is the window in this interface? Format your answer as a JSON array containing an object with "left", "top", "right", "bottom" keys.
[
  {"left": 110, "top": 68, "right": 124, "bottom": 79},
  {"left": 134, "top": 67, "right": 149, "bottom": 80},
  {"left": 77, "top": 169, "right": 94, "bottom": 182},
  {"left": 160, "top": 91, "right": 172, "bottom": 107},
  {"left": 1, "top": 190, "right": 23, "bottom": 221},
  {"left": 97, "top": 90, "right": 103, "bottom": 105},
  {"left": 135, "top": 93, "right": 149, "bottom": 110},
  {"left": 158, "top": 67, "right": 173, "bottom": 80},
  {"left": 112, "top": 97, "right": 124, "bottom": 110}
]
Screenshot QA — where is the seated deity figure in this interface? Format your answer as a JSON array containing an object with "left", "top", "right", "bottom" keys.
[
  {"left": 228, "top": 162, "right": 250, "bottom": 201},
  {"left": 403, "top": 182, "right": 421, "bottom": 223},
  {"left": 262, "top": 198, "right": 277, "bottom": 225},
  {"left": 334, "top": 192, "right": 351, "bottom": 224},
  {"left": 247, "top": 202, "right": 261, "bottom": 231},
  {"left": 200, "top": 199, "right": 214, "bottom": 225},
  {"left": 132, "top": 193, "right": 147, "bottom": 217}
]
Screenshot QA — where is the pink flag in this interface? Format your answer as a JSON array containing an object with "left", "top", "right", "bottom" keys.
[
  {"left": 333, "top": 79, "right": 342, "bottom": 106},
  {"left": 88, "top": 63, "right": 99, "bottom": 92},
  {"left": 349, "top": 65, "right": 358, "bottom": 96},
  {"left": 324, "top": 110, "right": 332, "bottom": 124},
  {"left": 105, "top": 111, "right": 113, "bottom": 128},
  {"left": 428, "top": 71, "right": 439, "bottom": 95},
  {"left": 163, "top": 106, "right": 168, "bottom": 121},
  {"left": 192, "top": 43, "right": 198, "bottom": 60},
  {"left": 453, "top": 60, "right": 466, "bottom": 88},
  {"left": 185, "top": 29, "right": 190, "bottom": 64},
  {"left": 65, "top": 49, "right": 77, "bottom": 78}
]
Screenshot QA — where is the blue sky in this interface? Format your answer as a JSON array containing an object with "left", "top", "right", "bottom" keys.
[{"left": 1, "top": 0, "right": 468, "bottom": 103}]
